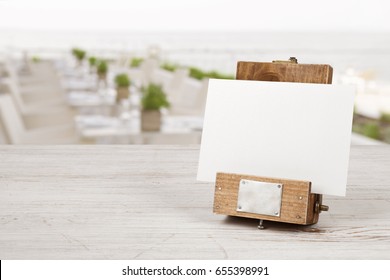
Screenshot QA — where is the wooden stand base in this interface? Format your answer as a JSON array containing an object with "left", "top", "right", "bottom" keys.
[{"left": 214, "top": 172, "right": 328, "bottom": 226}]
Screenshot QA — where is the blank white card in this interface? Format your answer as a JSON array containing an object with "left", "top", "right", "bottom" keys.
[{"left": 197, "top": 79, "right": 355, "bottom": 196}]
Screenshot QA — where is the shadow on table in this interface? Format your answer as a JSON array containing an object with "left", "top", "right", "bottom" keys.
[{"left": 222, "top": 216, "right": 326, "bottom": 233}]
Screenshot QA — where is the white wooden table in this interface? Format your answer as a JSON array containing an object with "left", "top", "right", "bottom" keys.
[
  {"left": 76, "top": 115, "right": 203, "bottom": 144},
  {"left": 0, "top": 146, "right": 389, "bottom": 259}
]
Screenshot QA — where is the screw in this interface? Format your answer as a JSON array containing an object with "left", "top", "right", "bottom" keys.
[
  {"left": 258, "top": 219, "right": 265, "bottom": 230},
  {"left": 299, "top": 196, "right": 303, "bottom": 200},
  {"left": 218, "top": 187, "right": 222, "bottom": 190},
  {"left": 242, "top": 181, "right": 246, "bottom": 185},
  {"left": 277, "top": 185, "right": 281, "bottom": 188},
  {"left": 274, "top": 211, "right": 279, "bottom": 215},
  {"left": 296, "top": 215, "right": 301, "bottom": 219},
  {"left": 320, "top": 205, "right": 329, "bottom": 212},
  {"left": 238, "top": 206, "right": 242, "bottom": 210}
]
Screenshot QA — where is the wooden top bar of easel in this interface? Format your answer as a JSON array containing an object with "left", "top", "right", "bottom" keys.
[{"left": 236, "top": 61, "right": 333, "bottom": 84}]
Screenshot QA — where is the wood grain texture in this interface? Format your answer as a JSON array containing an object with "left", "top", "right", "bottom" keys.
[
  {"left": 0, "top": 146, "right": 389, "bottom": 259},
  {"left": 236, "top": 62, "right": 333, "bottom": 84},
  {"left": 214, "top": 173, "right": 316, "bottom": 225}
]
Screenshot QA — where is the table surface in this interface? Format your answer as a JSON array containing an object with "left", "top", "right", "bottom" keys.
[{"left": 0, "top": 146, "right": 389, "bottom": 260}]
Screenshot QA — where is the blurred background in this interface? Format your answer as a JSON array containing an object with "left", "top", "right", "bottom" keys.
[{"left": 0, "top": 0, "right": 389, "bottom": 145}]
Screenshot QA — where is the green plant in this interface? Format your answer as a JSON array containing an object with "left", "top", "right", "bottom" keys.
[
  {"left": 189, "top": 67, "right": 205, "bottom": 80},
  {"left": 188, "top": 67, "right": 234, "bottom": 80},
  {"left": 114, "top": 73, "right": 131, "bottom": 87},
  {"left": 88, "top": 57, "right": 97, "bottom": 66},
  {"left": 207, "top": 71, "right": 235, "bottom": 80},
  {"left": 380, "top": 112, "right": 390, "bottom": 123},
  {"left": 97, "top": 60, "right": 108, "bottom": 75},
  {"left": 141, "top": 83, "right": 170, "bottom": 110},
  {"left": 161, "top": 63, "right": 178, "bottom": 72},
  {"left": 71, "top": 48, "right": 86, "bottom": 61},
  {"left": 130, "top": 57, "right": 144, "bottom": 68},
  {"left": 31, "top": 56, "right": 40, "bottom": 63},
  {"left": 362, "top": 123, "right": 381, "bottom": 140}
]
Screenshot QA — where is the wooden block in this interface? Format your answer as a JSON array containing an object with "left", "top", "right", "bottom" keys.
[
  {"left": 214, "top": 172, "right": 321, "bottom": 225},
  {"left": 236, "top": 61, "right": 333, "bottom": 84}
]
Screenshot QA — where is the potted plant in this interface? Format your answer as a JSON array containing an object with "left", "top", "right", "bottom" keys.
[
  {"left": 114, "top": 73, "right": 131, "bottom": 102},
  {"left": 88, "top": 56, "right": 97, "bottom": 73},
  {"left": 88, "top": 56, "right": 97, "bottom": 66},
  {"left": 130, "top": 57, "right": 144, "bottom": 68},
  {"left": 31, "top": 56, "right": 40, "bottom": 63},
  {"left": 141, "top": 83, "right": 170, "bottom": 131},
  {"left": 96, "top": 60, "right": 108, "bottom": 81},
  {"left": 71, "top": 48, "right": 86, "bottom": 65},
  {"left": 161, "top": 62, "right": 178, "bottom": 72}
]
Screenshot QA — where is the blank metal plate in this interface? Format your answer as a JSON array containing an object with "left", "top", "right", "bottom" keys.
[{"left": 236, "top": 179, "right": 283, "bottom": 217}]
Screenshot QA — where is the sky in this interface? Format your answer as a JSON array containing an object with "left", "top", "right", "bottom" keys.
[{"left": 0, "top": 0, "right": 389, "bottom": 31}]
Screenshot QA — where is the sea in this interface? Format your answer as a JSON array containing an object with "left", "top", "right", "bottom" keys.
[{"left": 1, "top": 29, "right": 390, "bottom": 83}]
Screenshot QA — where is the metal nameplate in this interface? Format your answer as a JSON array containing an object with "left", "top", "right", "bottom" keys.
[{"left": 236, "top": 179, "right": 283, "bottom": 217}]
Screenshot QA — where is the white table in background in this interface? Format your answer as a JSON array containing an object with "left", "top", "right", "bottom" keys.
[{"left": 75, "top": 114, "right": 203, "bottom": 144}]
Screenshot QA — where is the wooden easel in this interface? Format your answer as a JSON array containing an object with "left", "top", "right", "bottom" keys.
[{"left": 213, "top": 58, "right": 332, "bottom": 229}]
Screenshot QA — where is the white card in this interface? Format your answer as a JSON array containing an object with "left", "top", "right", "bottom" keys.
[{"left": 197, "top": 79, "right": 355, "bottom": 196}]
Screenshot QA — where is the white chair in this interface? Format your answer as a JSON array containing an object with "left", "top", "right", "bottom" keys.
[
  {"left": 0, "top": 78, "right": 75, "bottom": 128},
  {"left": 0, "top": 95, "right": 77, "bottom": 144},
  {"left": 4, "top": 59, "right": 66, "bottom": 102},
  {"left": 158, "top": 68, "right": 189, "bottom": 105},
  {"left": 4, "top": 78, "right": 65, "bottom": 109},
  {"left": 6, "top": 56, "right": 59, "bottom": 86},
  {"left": 5, "top": 86, "right": 73, "bottom": 127},
  {"left": 168, "top": 78, "right": 209, "bottom": 116},
  {"left": 140, "top": 58, "right": 159, "bottom": 86},
  {"left": 0, "top": 117, "right": 10, "bottom": 144}
]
